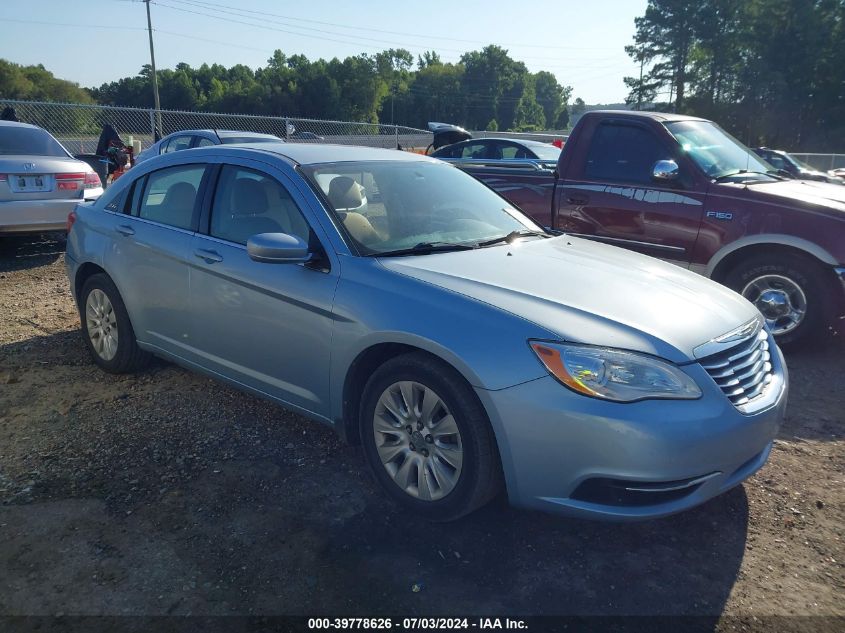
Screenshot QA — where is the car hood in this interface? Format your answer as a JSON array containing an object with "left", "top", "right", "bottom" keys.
[
  {"left": 378, "top": 236, "right": 759, "bottom": 363},
  {"left": 742, "top": 179, "right": 845, "bottom": 215}
]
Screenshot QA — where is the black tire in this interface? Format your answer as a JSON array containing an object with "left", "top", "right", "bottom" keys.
[
  {"left": 79, "top": 273, "right": 151, "bottom": 373},
  {"left": 724, "top": 253, "right": 831, "bottom": 348},
  {"left": 359, "top": 352, "right": 502, "bottom": 521}
]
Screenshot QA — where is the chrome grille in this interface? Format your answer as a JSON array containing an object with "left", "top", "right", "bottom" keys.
[{"left": 699, "top": 329, "right": 774, "bottom": 407}]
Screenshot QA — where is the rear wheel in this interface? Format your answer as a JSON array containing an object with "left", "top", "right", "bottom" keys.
[
  {"left": 725, "top": 254, "right": 830, "bottom": 348},
  {"left": 359, "top": 353, "right": 502, "bottom": 521},
  {"left": 80, "top": 273, "right": 150, "bottom": 373}
]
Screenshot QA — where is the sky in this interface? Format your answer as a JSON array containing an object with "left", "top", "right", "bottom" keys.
[{"left": 0, "top": 0, "right": 648, "bottom": 106}]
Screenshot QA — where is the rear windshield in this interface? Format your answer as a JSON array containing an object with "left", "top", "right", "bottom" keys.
[
  {"left": 220, "top": 136, "right": 280, "bottom": 144},
  {"left": 0, "top": 126, "right": 69, "bottom": 157}
]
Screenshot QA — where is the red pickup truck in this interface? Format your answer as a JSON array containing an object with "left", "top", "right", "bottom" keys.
[{"left": 449, "top": 110, "right": 845, "bottom": 347}]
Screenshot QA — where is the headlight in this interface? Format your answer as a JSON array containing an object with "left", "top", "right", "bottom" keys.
[{"left": 529, "top": 341, "right": 701, "bottom": 402}]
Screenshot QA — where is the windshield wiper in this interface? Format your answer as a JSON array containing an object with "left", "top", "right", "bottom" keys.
[
  {"left": 714, "top": 169, "right": 783, "bottom": 183},
  {"left": 476, "top": 229, "right": 549, "bottom": 248},
  {"left": 369, "top": 241, "right": 478, "bottom": 257}
]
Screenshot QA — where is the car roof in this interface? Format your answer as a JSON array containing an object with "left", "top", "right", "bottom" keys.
[
  {"left": 204, "top": 142, "right": 437, "bottom": 166},
  {"left": 452, "top": 137, "right": 553, "bottom": 146},
  {"left": 0, "top": 120, "right": 42, "bottom": 130},
  {"left": 583, "top": 109, "right": 710, "bottom": 123},
  {"left": 162, "top": 129, "right": 279, "bottom": 139}
]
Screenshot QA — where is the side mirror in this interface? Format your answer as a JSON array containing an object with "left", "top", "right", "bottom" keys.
[
  {"left": 246, "top": 232, "right": 311, "bottom": 264},
  {"left": 652, "top": 159, "right": 680, "bottom": 182}
]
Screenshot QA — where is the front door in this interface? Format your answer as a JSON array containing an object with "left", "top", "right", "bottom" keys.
[
  {"left": 557, "top": 121, "right": 706, "bottom": 266},
  {"left": 188, "top": 161, "right": 338, "bottom": 418}
]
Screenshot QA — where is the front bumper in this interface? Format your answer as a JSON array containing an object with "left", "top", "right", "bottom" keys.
[{"left": 477, "top": 344, "right": 787, "bottom": 520}]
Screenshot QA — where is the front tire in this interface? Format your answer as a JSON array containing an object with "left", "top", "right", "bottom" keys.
[
  {"left": 79, "top": 273, "right": 150, "bottom": 373},
  {"left": 359, "top": 353, "right": 502, "bottom": 521},
  {"left": 725, "top": 254, "right": 830, "bottom": 348}
]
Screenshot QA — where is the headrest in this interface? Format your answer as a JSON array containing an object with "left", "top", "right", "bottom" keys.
[
  {"left": 327, "top": 176, "right": 363, "bottom": 210},
  {"left": 163, "top": 181, "right": 196, "bottom": 208},
  {"left": 231, "top": 178, "right": 268, "bottom": 216}
]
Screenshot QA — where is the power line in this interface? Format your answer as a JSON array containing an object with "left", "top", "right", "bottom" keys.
[
  {"left": 166, "top": 0, "right": 619, "bottom": 51},
  {"left": 156, "top": 0, "right": 622, "bottom": 63},
  {"left": 0, "top": 17, "right": 145, "bottom": 30}
]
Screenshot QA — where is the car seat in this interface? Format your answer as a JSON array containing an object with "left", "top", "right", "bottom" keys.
[{"left": 215, "top": 178, "right": 283, "bottom": 244}]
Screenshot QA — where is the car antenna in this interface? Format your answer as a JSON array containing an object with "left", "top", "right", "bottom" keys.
[{"left": 213, "top": 128, "right": 222, "bottom": 143}]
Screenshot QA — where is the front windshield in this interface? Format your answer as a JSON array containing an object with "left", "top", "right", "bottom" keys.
[
  {"left": 665, "top": 120, "right": 773, "bottom": 179},
  {"left": 303, "top": 160, "right": 542, "bottom": 255},
  {"left": 783, "top": 153, "right": 815, "bottom": 171}
]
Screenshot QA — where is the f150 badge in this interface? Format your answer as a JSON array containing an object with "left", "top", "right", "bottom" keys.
[{"left": 706, "top": 211, "right": 733, "bottom": 220}]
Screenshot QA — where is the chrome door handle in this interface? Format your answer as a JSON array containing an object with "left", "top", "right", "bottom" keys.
[
  {"left": 115, "top": 225, "right": 135, "bottom": 236},
  {"left": 566, "top": 195, "right": 589, "bottom": 205},
  {"left": 193, "top": 248, "right": 223, "bottom": 263}
]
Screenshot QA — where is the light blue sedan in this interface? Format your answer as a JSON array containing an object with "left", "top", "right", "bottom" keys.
[{"left": 65, "top": 143, "right": 787, "bottom": 521}]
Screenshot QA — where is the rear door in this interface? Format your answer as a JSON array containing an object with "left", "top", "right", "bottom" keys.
[
  {"left": 557, "top": 120, "right": 706, "bottom": 265},
  {"left": 103, "top": 162, "right": 209, "bottom": 357},
  {"left": 188, "top": 159, "right": 339, "bottom": 417}
]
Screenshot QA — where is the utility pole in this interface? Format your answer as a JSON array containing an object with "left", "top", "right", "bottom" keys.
[{"left": 144, "top": 0, "right": 163, "bottom": 140}]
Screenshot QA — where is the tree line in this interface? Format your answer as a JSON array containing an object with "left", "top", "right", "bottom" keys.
[
  {"left": 0, "top": 46, "right": 572, "bottom": 132},
  {"left": 625, "top": 0, "right": 845, "bottom": 151}
]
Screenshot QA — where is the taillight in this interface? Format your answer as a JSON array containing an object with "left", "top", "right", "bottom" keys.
[
  {"left": 0, "top": 174, "right": 7, "bottom": 182},
  {"left": 84, "top": 172, "right": 102, "bottom": 189},
  {"left": 66, "top": 210, "right": 77, "bottom": 233}
]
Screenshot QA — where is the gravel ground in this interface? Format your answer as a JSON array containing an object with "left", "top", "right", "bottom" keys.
[{"left": 0, "top": 234, "right": 843, "bottom": 629}]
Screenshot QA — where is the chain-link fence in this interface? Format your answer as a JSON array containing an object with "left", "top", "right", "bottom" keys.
[
  {"left": 790, "top": 153, "right": 845, "bottom": 172},
  {"left": 0, "top": 99, "right": 432, "bottom": 154}
]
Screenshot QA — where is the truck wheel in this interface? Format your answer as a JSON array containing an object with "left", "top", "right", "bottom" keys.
[
  {"left": 359, "top": 353, "right": 502, "bottom": 521},
  {"left": 80, "top": 273, "right": 151, "bottom": 373},
  {"left": 725, "top": 254, "right": 829, "bottom": 348}
]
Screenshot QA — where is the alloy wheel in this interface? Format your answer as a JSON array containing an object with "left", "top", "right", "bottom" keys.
[
  {"left": 85, "top": 288, "right": 119, "bottom": 361},
  {"left": 741, "top": 273, "right": 807, "bottom": 336},
  {"left": 373, "top": 381, "right": 463, "bottom": 501}
]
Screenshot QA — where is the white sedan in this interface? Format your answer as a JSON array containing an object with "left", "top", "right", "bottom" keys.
[{"left": 0, "top": 121, "right": 103, "bottom": 235}]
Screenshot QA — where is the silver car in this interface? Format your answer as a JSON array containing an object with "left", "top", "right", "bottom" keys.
[
  {"left": 0, "top": 121, "right": 103, "bottom": 235},
  {"left": 65, "top": 143, "right": 787, "bottom": 521},
  {"left": 135, "top": 129, "right": 282, "bottom": 165}
]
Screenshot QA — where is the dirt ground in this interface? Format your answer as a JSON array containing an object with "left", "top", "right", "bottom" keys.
[{"left": 0, "top": 234, "right": 842, "bottom": 629}]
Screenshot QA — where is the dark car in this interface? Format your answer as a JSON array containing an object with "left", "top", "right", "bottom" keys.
[
  {"left": 448, "top": 111, "right": 845, "bottom": 347},
  {"left": 753, "top": 147, "right": 844, "bottom": 184},
  {"left": 431, "top": 138, "right": 561, "bottom": 164}
]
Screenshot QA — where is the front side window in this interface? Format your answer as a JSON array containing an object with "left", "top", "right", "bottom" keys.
[
  {"left": 585, "top": 123, "right": 672, "bottom": 185},
  {"left": 210, "top": 165, "right": 311, "bottom": 245},
  {"left": 459, "top": 142, "right": 492, "bottom": 159},
  {"left": 138, "top": 164, "right": 205, "bottom": 229},
  {"left": 303, "top": 160, "right": 540, "bottom": 255}
]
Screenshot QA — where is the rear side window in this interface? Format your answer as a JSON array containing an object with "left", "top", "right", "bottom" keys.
[
  {"left": 162, "top": 136, "right": 193, "bottom": 154},
  {"left": 138, "top": 165, "right": 205, "bottom": 230},
  {"left": 195, "top": 137, "right": 216, "bottom": 147},
  {"left": 209, "top": 165, "right": 311, "bottom": 245},
  {"left": 0, "top": 125, "right": 69, "bottom": 157},
  {"left": 584, "top": 124, "right": 671, "bottom": 185}
]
